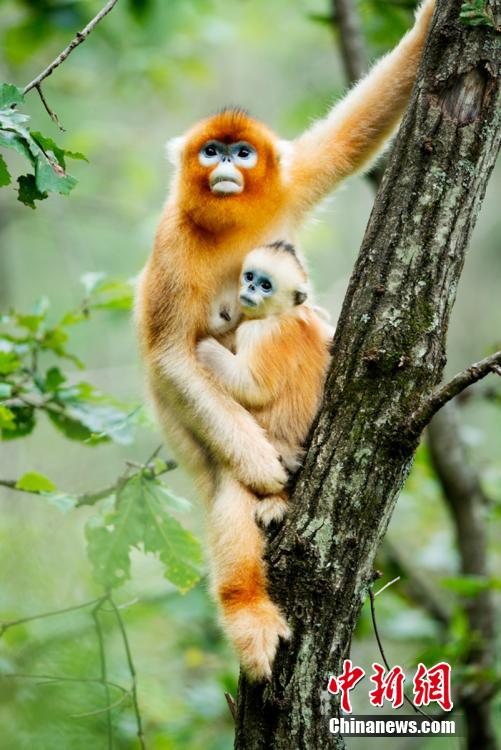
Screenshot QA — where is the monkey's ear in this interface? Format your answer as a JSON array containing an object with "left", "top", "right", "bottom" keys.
[
  {"left": 294, "top": 288, "right": 308, "bottom": 306},
  {"left": 165, "top": 136, "right": 187, "bottom": 167}
]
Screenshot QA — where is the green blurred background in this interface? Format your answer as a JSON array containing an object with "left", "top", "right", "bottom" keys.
[{"left": 0, "top": 0, "right": 499, "bottom": 748}]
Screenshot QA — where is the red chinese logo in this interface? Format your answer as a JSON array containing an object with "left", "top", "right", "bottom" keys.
[
  {"left": 369, "top": 662, "right": 405, "bottom": 709},
  {"left": 327, "top": 660, "right": 453, "bottom": 714},
  {"left": 327, "top": 659, "right": 365, "bottom": 713},
  {"left": 413, "top": 661, "right": 453, "bottom": 711}
]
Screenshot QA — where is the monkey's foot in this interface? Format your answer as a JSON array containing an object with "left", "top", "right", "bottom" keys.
[
  {"left": 255, "top": 496, "right": 288, "bottom": 527},
  {"left": 223, "top": 599, "right": 291, "bottom": 681},
  {"left": 239, "top": 449, "right": 288, "bottom": 496}
]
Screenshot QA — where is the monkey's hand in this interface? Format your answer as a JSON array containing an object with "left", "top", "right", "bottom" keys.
[
  {"left": 196, "top": 337, "right": 227, "bottom": 377},
  {"left": 160, "top": 344, "right": 287, "bottom": 495}
]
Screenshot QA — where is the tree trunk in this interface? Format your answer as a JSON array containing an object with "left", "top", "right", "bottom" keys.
[{"left": 234, "top": 1, "right": 500, "bottom": 747}]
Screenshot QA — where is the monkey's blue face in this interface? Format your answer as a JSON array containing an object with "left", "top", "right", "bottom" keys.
[
  {"left": 199, "top": 140, "right": 258, "bottom": 195},
  {"left": 239, "top": 269, "right": 274, "bottom": 310}
]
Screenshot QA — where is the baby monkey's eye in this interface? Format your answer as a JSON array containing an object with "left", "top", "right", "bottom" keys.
[
  {"left": 244, "top": 272, "right": 254, "bottom": 281},
  {"left": 261, "top": 280, "right": 272, "bottom": 291},
  {"left": 238, "top": 147, "right": 250, "bottom": 158},
  {"left": 204, "top": 145, "right": 217, "bottom": 157}
]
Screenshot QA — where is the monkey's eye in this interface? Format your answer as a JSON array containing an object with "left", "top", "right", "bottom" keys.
[
  {"left": 204, "top": 145, "right": 217, "bottom": 157},
  {"left": 231, "top": 142, "right": 257, "bottom": 168},
  {"left": 244, "top": 272, "right": 254, "bottom": 282},
  {"left": 261, "top": 280, "right": 272, "bottom": 291}
]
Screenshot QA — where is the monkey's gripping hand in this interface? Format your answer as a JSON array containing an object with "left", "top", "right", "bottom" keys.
[
  {"left": 197, "top": 336, "right": 272, "bottom": 408},
  {"left": 156, "top": 344, "right": 287, "bottom": 496}
]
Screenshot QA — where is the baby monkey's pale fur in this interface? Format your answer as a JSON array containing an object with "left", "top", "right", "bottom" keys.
[{"left": 135, "top": 0, "right": 435, "bottom": 681}]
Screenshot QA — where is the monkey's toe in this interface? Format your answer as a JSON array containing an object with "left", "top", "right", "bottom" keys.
[
  {"left": 223, "top": 599, "right": 291, "bottom": 682},
  {"left": 255, "top": 497, "right": 288, "bottom": 527}
]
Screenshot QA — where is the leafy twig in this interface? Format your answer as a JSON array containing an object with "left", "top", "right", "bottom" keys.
[{"left": 0, "top": 454, "right": 177, "bottom": 507}]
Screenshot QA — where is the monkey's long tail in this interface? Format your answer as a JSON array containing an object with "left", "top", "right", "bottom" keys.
[{"left": 207, "top": 473, "right": 291, "bottom": 681}]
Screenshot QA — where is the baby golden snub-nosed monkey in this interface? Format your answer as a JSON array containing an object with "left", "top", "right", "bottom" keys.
[
  {"left": 135, "top": 0, "right": 436, "bottom": 680},
  {"left": 198, "top": 241, "right": 334, "bottom": 526},
  {"left": 197, "top": 242, "right": 333, "bottom": 679}
]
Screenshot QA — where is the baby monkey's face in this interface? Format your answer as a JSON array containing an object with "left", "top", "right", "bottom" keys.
[{"left": 239, "top": 267, "right": 276, "bottom": 318}]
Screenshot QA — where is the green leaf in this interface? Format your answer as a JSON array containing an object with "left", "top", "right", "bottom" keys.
[
  {"left": 149, "top": 480, "right": 192, "bottom": 512},
  {"left": 34, "top": 153, "right": 77, "bottom": 195},
  {"left": 47, "top": 409, "right": 97, "bottom": 443},
  {"left": 17, "top": 173, "right": 47, "bottom": 208},
  {"left": 0, "top": 153, "right": 11, "bottom": 186},
  {"left": 15, "top": 312, "right": 44, "bottom": 333},
  {"left": 16, "top": 471, "right": 57, "bottom": 493},
  {"left": 81, "top": 274, "right": 135, "bottom": 311},
  {"left": 141, "top": 478, "right": 202, "bottom": 591},
  {"left": 0, "top": 351, "right": 21, "bottom": 375},
  {"left": 44, "top": 492, "right": 78, "bottom": 513},
  {"left": 63, "top": 400, "right": 134, "bottom": 445},
  {"left": 44, "top": 366, "right": 66, "bottom": 391},
  {"left": 0, "top": 83, "right": 24, "bottom": 108},
  {"left": 86, "top": 475, "right": 202, "bottom": 591},
  {"left": 0, "top": 130, "right": 33, "bottom": 161},
  {"left": 1, "top": 404, "right": 35, "bottom": 439},
  {"left": 31, "top": 132, "right": 87, "bottom": 168},
  {"left": 0, "top": 382, "right": 13, "bottom": 398},
  {"left": 0, "top": 405, "right": 15, "bottom": 430}
]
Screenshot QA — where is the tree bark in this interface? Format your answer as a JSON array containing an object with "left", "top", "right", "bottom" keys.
[{"left": 234, "top": 1, "right": 500, "bottom": 747}]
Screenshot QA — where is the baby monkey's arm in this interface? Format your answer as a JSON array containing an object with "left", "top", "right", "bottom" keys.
[{"left": 196, "top": 337, "right": 275, "bottom": 408}]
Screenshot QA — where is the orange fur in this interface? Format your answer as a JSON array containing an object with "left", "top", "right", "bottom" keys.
[{"left": 135, "top": 0, "right": 435, "bottom": 680}]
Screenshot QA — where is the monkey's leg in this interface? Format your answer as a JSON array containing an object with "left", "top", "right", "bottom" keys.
[
  {"left": 208, "top": 474, "right": 291, "bottom": 681},
  {"left": 255, "top": 490, "right": 289, "bottom": 527}
]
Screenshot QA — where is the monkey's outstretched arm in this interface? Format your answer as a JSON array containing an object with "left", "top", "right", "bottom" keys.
[
  {"left": 286, "top": 0, "right": 435, "bottom": 212},
  {"left": 196, "top": 337, "right": 275, "bottom": 408},
  {"left": 154, "top": 343, "right": 287, "bottom": 495}
]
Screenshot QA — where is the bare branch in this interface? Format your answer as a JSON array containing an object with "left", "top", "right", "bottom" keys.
[
  {"left": 107, "top": 595, "right": 146, "bottom": 750},
  {"left": 92, "top": 600, "right": 113, "bottom": 749},
  {"left": 23, "top": 0, "right": 120, "bottom": 96},
  {"left": 225, "top": 692, "right": 237, "bottom": 722},
  {"left": 332, "top": 0, "right": 367, "bottom": 85},
  {"left": 0, "top": 596, "right": 106, "bottom": 637},
  {"left": 369, "top": 588, "right": 430, "bottom": 718},
  {"left": 34, "top": 84, "right": 65, "bottom": 131},
  {"left": 408, "top": 350, "right": 501, "bottom": 436}
]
